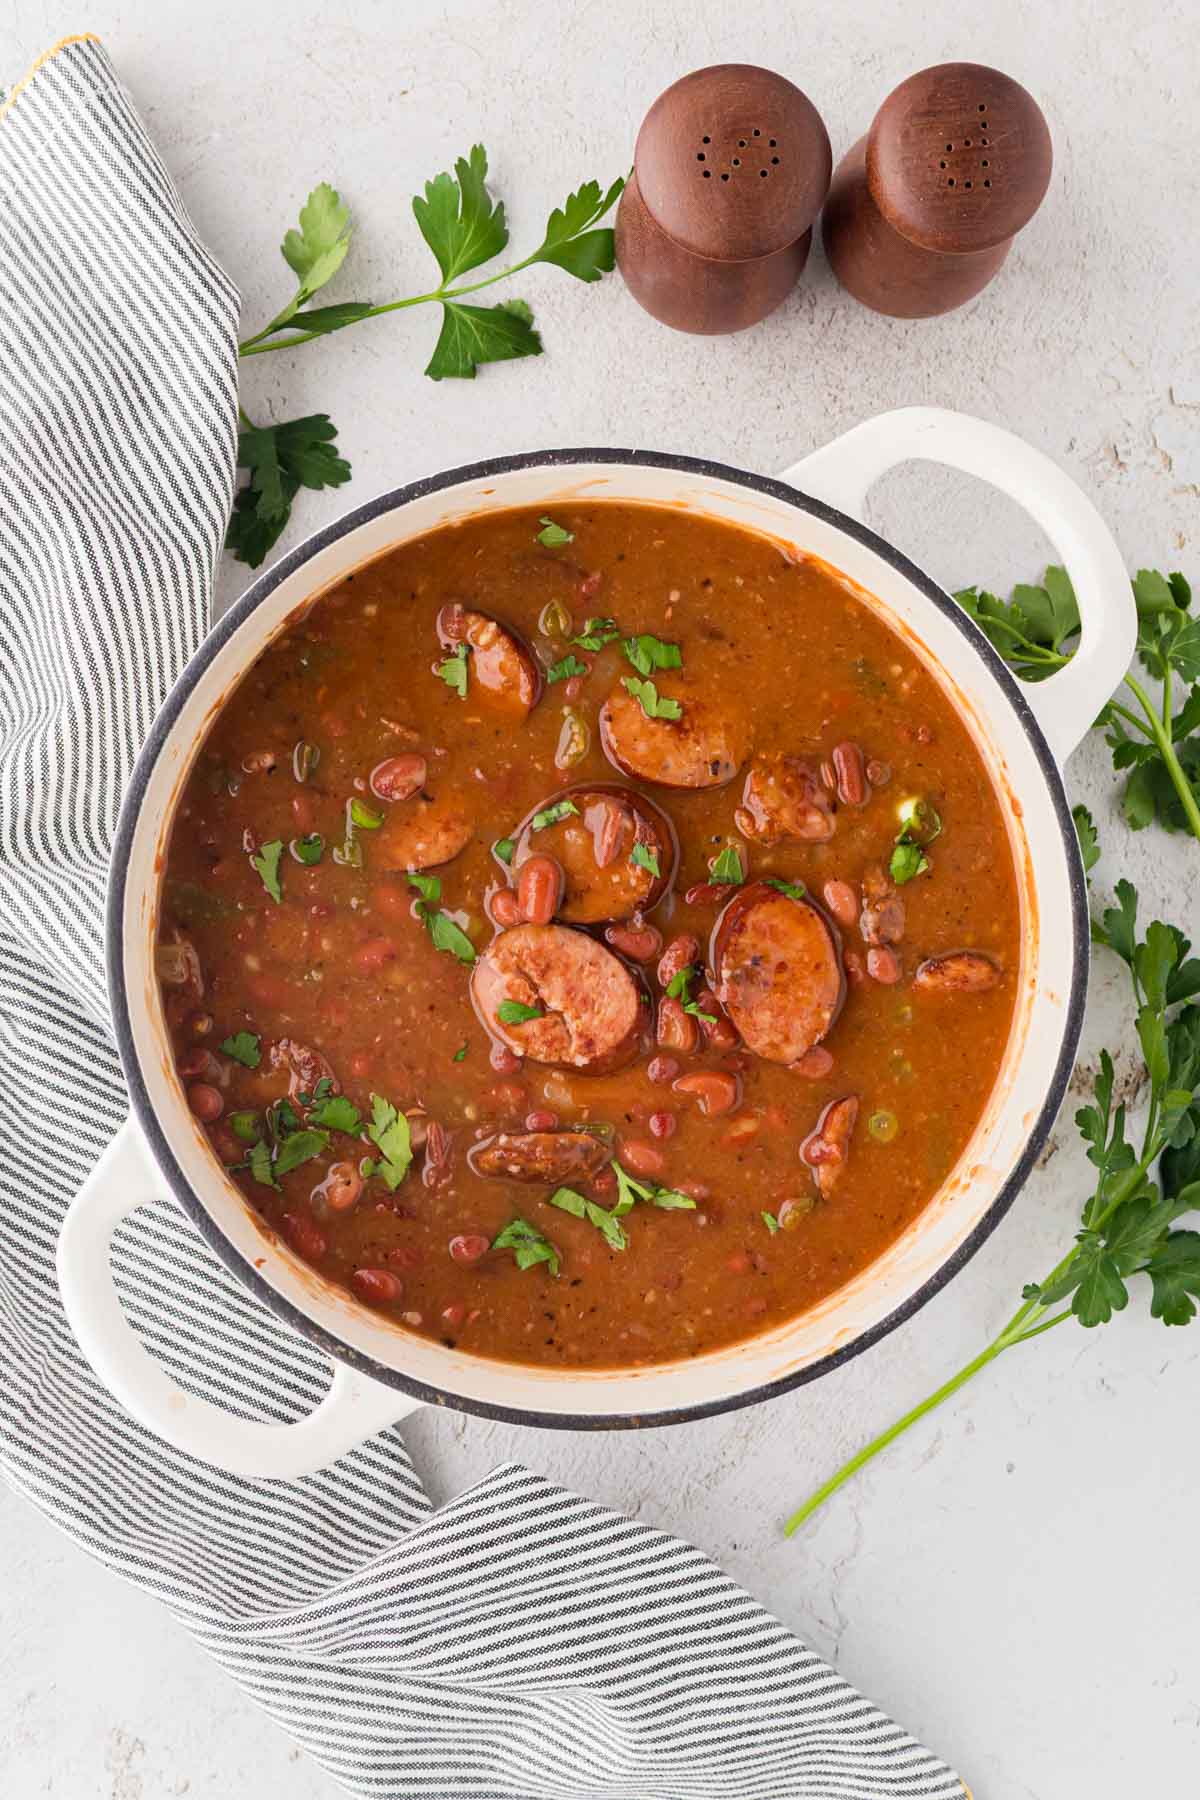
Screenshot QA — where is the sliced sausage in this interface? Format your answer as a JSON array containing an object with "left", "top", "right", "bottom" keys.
[
  {"left": 438, "top": 602, "right": 542, "bottom": 719},
  {"left": 270, "top": 1038, "right": 340, "bottom": 1100},
  {"left": 599, "top": 684, "right": 746, "bottom": 789},
  {"left": 860, "top": 865, "right": 905, "bottom": 946},
  {"left": 735, "top": 753, "right": 834, "bottom": 845},
  {"left": 376, "top": 788, "right": 474, "bottom": 871},
  {"left": 469, "top": 1129, "right": 612, "bottom": 1183},
  {"left": 514, "top": 785, "right": 675, "bottom": 924},
  {"left": 913, "top": 951, "right": 1003, "bottom": 992},
  {"left": 711, "top": 882, "right": 845, "bottom": 1065},
  {"left": 800, "top": 1095, "right": 859, "bottom": 1198},
  {"left": 471, "top": 923, "right": 647, "bottom": 1073}
]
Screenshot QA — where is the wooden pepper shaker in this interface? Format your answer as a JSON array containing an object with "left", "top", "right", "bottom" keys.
[
  {"left": 616, "top": 64, "right": 832, "bottom": 334},
  {"left": 823, "top": 62, "right": 1052, "bottom": 318}
]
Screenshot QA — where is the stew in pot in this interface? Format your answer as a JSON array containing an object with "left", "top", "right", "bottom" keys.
[{"left": 157, "top": 502, "right": 1021, "bottom": 1368}]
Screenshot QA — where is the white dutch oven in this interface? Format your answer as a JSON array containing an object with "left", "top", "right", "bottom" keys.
[{"left": 57, "top": 407, "right": 1135, "bottom": 1478}]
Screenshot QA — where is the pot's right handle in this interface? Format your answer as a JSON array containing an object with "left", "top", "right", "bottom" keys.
[
  {"left": 779, "top": 406, "right": 1135, "bottom": 767},
  {"left": 57, "top": 1119, "right": 421, "bottom": 1479}
]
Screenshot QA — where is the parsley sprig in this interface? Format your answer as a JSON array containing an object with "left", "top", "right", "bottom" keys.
[
  {"left": 230, "top": 159, "right": 623, "bottom": 565},
  {"left": 785, "top": 830, "right": 1200, "bottom": 1536},
  {"left": 956, "top": 566, "right": 1200, "bottom": 842}
]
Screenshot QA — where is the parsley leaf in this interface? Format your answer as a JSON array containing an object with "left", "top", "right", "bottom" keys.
[
  {"left": 220, "top": 1031, "right": 261, "bottom": 1068},
  {"left": 425, "top": 296, "right": 542, "bottom": 381},
  {"left": 622, "top": 633, "right": 682, "bottom": 677},
  {"left": 537, "top": 516, "right": 574, "bottom": 547},
  {"left": 528, "top": 176, "right": 624, "bottom": 282},
  {"left": 436, "top": 643, "right": 470, "bottom": 696},
  {"left": 492, "top": 1216, "right": 560, "bottom": 1276},
  {"left": 227, "top": 415, "right": 351, "bottom": 569},
  {"left": 307, "top": 1094, "right": 361, "bottom": 1134},
  {"left": 548, "top": 1184, "right": 628, "bottom": 1251},
  {"left": 531, "top": 799, "right": 580, "bottom": 831},
  {"left": 492, "top": 837, "right": 516, "bottom": 865},
  {"left": 280, "top": 183, "right": 353, "bottom": 311},
  {"left": 710, "top": 846, "right": 744, "bottom": 884},
  {"left": 362, "top": 1094, "right": 412, "bottom": 1190},
  {"left": 630, "top": 843, "right": 660, "bottom": 877},
  {"left": 497, "top": 1000, "right": 543, "bottom": 1025},
  {"left": 229, "top": 1110, "right": 261, "bottom": 1143},
  {"left": 405, "top": 872, "right": 477, "bottom": 964},
  {"left": 664, "top": 964, "right": 716, "bottom": 1024},
  {"left": 453, "top": 1043, "right": 469, "bottom": 1062},
  {"left": 247, "top": 1140, "right": 277, "bottom": 1189},
  {"left": 274, "top": 1128, "right": 330, "bottom": 1178},
  {"left": 571, "top": 617, "right": 620, "bottom": 652},
  {"left": 762, "top": 1210, "right": 780, "bottom": 1235},
  {"left": 547, "top": 653, "right": 588, "bottom": 684},
  {"left": 889, "top": 798, "right": 942, "bottom": 886},
  {"left": 349, "top": 798, "right": 384, "bottom": 830},
  {"left": 250, "top": 839, "right": 284, "bottom": 903},
  {"left": 622, "top": 676, "right": 682, "bottom": 722},
  {"left": 292, "top": 832, "right": 324, "bottom": 865},
  {"left": 612, "top": 1160, "right": 696, "bottom": 1213},
  {"left": 765, "top": 878, "right": 807, "bottom": 901},
  {"left": 413, "top": 144, "right": 508, "bottom": 284}
]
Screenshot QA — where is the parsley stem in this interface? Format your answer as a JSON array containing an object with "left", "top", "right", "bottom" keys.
[{"left": 1123, "top": 673, "right": 1200, "bottom": 842}]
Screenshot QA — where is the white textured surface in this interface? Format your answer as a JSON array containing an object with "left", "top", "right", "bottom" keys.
[{"left": 3, "top": 1, "right": 1198, "bottom": 1795}]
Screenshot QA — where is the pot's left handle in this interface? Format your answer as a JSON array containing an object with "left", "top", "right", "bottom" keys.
[
  {"left": 779, "top": 406, "right": 1136, "bottom": 767},
  {"left": 57, "top": 1119, "right": 421, "bottom": 1479}
]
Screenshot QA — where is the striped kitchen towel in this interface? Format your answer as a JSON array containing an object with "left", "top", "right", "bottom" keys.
[{"left": 0, "top": 35, "right": 966, "bottom": 1799}]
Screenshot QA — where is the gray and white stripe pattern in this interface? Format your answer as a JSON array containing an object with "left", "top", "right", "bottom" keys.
[{"left": 0, "top": 37, "right": 965, "bottom": 1798}]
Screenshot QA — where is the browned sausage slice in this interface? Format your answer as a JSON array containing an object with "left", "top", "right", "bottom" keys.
[
  {"left": 735, "top": 754, "right": 834, "bottom": 845},
  {"left": 513, "top": 784, "right": 676, "bottom": 923},
  {"left": 800, "top": 1095, "right": 859, "bottom": 1198},
  {"left": 469, "top": 1130, "right": 612, "bottom": 1184},
  {"left": 913, "top": 951, "right": 1003, "bottom": 992},
  {"left": 376, "top": 789, "right": 474, "bottom": 871},
  {"left": 711, "top": 882, "right": 845, "bottom": 1064},
  {"left": 599, "top": 683, "right": 746, "bottom": 789},
  {"left": 438, "top": 603, "right": 542, "bottom": 719},
  {"left": 471, "top": 923, "right": 647, "bottom": 1072},
  {"left": 860, "top": 864, "right": 905, "bottom": 946}
]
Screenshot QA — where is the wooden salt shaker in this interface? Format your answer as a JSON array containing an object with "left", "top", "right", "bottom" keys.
[
  {"left": 616, "top": 64, "right": 832, "bottom": 334},
  {"left": 823, "top": 62, "right": 1052, "bottom": 318}
]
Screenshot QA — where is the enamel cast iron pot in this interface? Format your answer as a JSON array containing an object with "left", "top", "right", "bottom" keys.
[{"left": 57, "top": 408, "right": 1135, "bottom": 1478}]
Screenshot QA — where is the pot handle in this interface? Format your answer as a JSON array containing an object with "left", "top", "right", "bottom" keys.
[
  {"left": 779, "top": 406, "right": 1135, "bottom": 766},
  {"left": 57, "top": 1118, "right": 421, "bottom": 1479}
]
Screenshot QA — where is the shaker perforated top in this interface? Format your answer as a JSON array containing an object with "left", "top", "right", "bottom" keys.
[
  {"left": 634, "top": 63, "right": 832, "bottom": 262},
  {"left": 867, "top": 62, "right": 1053, "bottom": 255}
]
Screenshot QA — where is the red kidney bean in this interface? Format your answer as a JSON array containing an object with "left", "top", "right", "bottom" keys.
[
  {"left": 819, "top": 759, "right": 836, "bottom": 792},
  {"left": 832, "top": 740, "right": 867, "bottom": 806},
  {"left": 695, "top": 989, "right": 739, "bottom": 1051},
  {"left": 867, "top": 945, "right": 902, "bottom": 985},
  {"left": 720, "top": 1112, "right": 760, "bottom": 1146},
  {"left": 371, "top": 752, "right": 427, "bottom": 802},
  {"left": 604, "top": 922, "right": 663, "bottom": 962},
  {"left": 590, "top": 1167, "right": 616, "bottom": 1196},
  {"left": 672, "top": 1070, "right": 741, "bottom": 1117},
  {"left": 283, "top": 1211, "right": 327, "bottom": 1264},
  {"left": 525, "top": 1109, "right": 559, "bottom": 1132},
  {"left": 517, "top": 853, "right": 565, "bottom": 925},
  {"left": 647, "top": 1054, "right": 680, "bottom": 1085},
  {"left": 355, "top": 936, "right": 397, "bottom": 973},
  {"left": 657, "top": 933, "right": 700, "bottom": 988},
  {"left": 320, "top": 1161, "right": 363, "bottom": 1213},
  {"left": 793, "top": 1045, "right": 834, "bottom": 1079},
  {"left": 351, "top": 1267, "right": 403, "bottom": 1304},
  {"left": 449, "top": 1233, "right": 490, "bottom": 1266},
  {"left": 844, "top": 950, "right": 866, "bottom": 986},
  {"left": 684, "top": 882, "right": 726, "bottom": 907},
  {"left": 822, "top": 879, "right": 858, "bottom": 928},
  {"left": 657, "top": 996, "right": 700, "bottom": 1055},
  {"left": 241, "top": 750, "right": 277, "bottom": 774},
  {"left": 675, "top": 1180, "right": 710, "bottom": 1203},
  {"left": 179, "top": 1047, "right": 221, "bottom": 1081},
  {"left": 619, "top": 1138, "right": 666, "bottom": 1177},
  {"left": 386, "top": 1245, "right": 423, "bottom": 1271},
  {"left": 436, "top": 601, "right": 467, "bottom": 642},
  {"left": 489, "top": 1042, "right": 522, "bottom": 1074},
  {"left": 441, "top": 1302, "right": 468, "bottom": 1329},
  {"left": 489, "top": 887, "right": 522, "bottom": 928},
  {"left": 187, "top": 1082, "right": 223, "bottom": 1121},
  {"left": 590, "top": 798, "right": 626, "bottom": 870},
  {"left": 578, "top": 570, "right": 603, "bottom": 600},
  {"left": 648, "top": 1110, "right": 677, "bottom": 1140}
]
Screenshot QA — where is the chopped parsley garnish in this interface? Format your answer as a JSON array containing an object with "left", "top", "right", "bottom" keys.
[
  {"left": 710, "top": 846, "right": 744, "bottom": 885},
  {"left": 546, "top": 653, "right": 589, "bottom": 684},
  {"left": 571, "top": 616, "right": 620, "bottom": 652},
  {"left": 220, "top": 1031, "right": 261, "bottom": 1068},
  {"left": 291, "top": 832, "right": 324, "bottom": 864},
  {"left": 407, "top": 871, "right": 477, "bottom": 964},
  {"left": 622, "top": 633, "right": 682, "bottom": 677},
  {"left": 612, "top": 1159, "right": 696, "bottom": 1213},
  {"left": 492, "top": 836, "right": 516, "bottom": 865},
  {"left": 349, "top": 797, "right": 384, "bottom": 830},
  {"left": 273, "top": 1127, "right": 330, "bottom": 1178},
  {"left": 250, "top": 838, "right": 284, "bottom": 903},
  {"left": 497, "top": 1000, "right": 544, "bottom": 1024},
  {"left": 531, "top": 798, "right": 580, "bottom": 831},
  {"left": 247, "top": 1140, "right": 277, "bottom": 1188},
  {"left": 267, "top": 1095, "right": 301, "bottom": 1140},
  {"left": 630, "top": 843, "right": 660, "bottom": 877},
  {"left": 537, "top": 516, "right": 574, "bottom": 547},
  {"left": 548, "top": 1185, "right": 628, "bottom": 1251},
  {"left": 622, "top": 675, "right": 682, "bottom": 722},
  {"left": 453, "top": 1042, "right": 469, "bottom": 1062},
  {"left": 436, "top": 642, "right": 470, "bottom": 697},
  {"left": 307, "top": 1093, "right": 361, "bottom": 1133},
  {"left": 765, "top": 877, "right": 807, "bottom": 901},
  {"left": 762, "top": 1210, "right": 780, "bottom": 1235},
  {"left": 362, "top": 1093, "right": 413, "bottom": 1190},
  {"left": 229, "top": 1110, "right": 261, "bottom": 1143},
  {"left": 665, "top": 964, "right": 716, "bottom": 1024},
  {"left": 889, "top": 798, "right": 943, "bottom": 885},
  {"left": 492, "top": 1216, "right": 560, "bottom": 1276}
]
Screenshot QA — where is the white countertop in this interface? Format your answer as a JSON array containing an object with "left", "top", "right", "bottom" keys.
[{"left": 3, "top": 1, "right": 1198, "bottom": 1794}]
